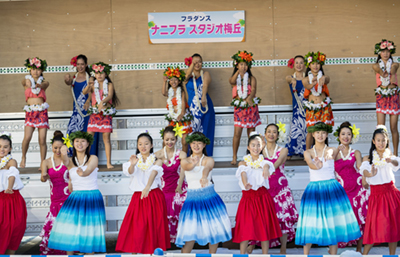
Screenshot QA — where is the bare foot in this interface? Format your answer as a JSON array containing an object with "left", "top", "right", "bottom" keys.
[
  {"left": 20, "top": 157, "right": 26, "bottom": 168},
  {"left": 246, "top": 244, "right": 255, "bottom": 254},
  {"left": 231, "top": 157, "right": 237, "bottom": 166},
  {"left": 287, "top": 156, "right": 292, "bottom": 160},
  {"left": 107, "top": 163, "right": 114, "bottom": 169}
]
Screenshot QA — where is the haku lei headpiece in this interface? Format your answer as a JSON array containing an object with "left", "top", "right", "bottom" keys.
[
  {"left": 333, "top": 124, "right": 360, "bottom": 144},
  {"left": 68, "top": 131, "right": 94, "bottom": 146},
  {"left": 232, "top": 50, "right": 254, "bottom": 68},
  {"left": 89, "top": 62, "right": 112, "bottom": 76},
  {"left": 164, "top": 66, "right": 186, "bottom": 81},
  {"left": 24, "top": 57, "right": 47, "bottom": 71},
  {"left": 0, "top": 131, "right": 12, "bottom": 139},
  {"left": 186, "top": 133, "right": 211, "bottom": 145},
  {"left": 375, "top": 124, "right": 388, "bottom": 132},
  {"left": 307, "top": 122, "right": 333, "bottom": 134},
  {"left": 304, "top": 51, "right": 326, "bottom": 68},
  {"left": 375, "top": 39, "right": 396, "bottom": 55},
  {"left": 249, "top": 131, "right": 261, "bottom": 137}
]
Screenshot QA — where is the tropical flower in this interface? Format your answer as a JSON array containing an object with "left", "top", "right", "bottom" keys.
[
  {"left": 184, "top": 57, "right": 192, "bottom": 66},
  {"left": 173, "top": 124, "right": 184, "bottom": 138},
  {"left": 287, "top": 58, "right": 294, "bottom": 69},
  {"left": 70, "top": 56, "right": 78, "bottom": 67}
]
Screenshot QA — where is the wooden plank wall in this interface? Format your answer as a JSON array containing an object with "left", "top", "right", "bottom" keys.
[{"left": 0, "top": 0, "right": 398, "bottom": 112}]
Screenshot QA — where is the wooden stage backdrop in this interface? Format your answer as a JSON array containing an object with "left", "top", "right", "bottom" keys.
[{"left": 0, "top": 0, "right": 398, "bottom": 112}]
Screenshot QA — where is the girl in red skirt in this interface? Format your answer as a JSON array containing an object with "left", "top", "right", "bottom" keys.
[
  {"left": 360, "top": 125, "right": 400, "bottom": 255},
  {"left": 83, "top": 62, "right": 120, "bottom": 169},
  {"left": 20, "top": 57, "right": 49, "bottom": 168},
  {"left": 116, "top": 131, "right": 170, "bottom": 254},
  {"left": 232, "top": 132, "right": 282, "bottom": 254},
  {"left": 372, "top": 39, "right": 399, "bottom": 156},
  {"left": 230, "top": 51, "right": 261, "bottom": 165},
  {"left": 0, "top": 132, "right": 27, "bottom": 254}
]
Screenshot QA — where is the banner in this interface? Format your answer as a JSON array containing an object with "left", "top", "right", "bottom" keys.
[{"left": 148, "top": 11, "right": 245, "bottom": 44}]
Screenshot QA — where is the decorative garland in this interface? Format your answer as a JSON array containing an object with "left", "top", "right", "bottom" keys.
[
  {"left": 231, "top": 50, "right": 254, "bottom": 67},
  {"left": 137, "top": 153, "right": 156, "bottom": 171},
  {"left": 231, "top": 97, "right": 261, "bottom": 108},
  {"left": 0, "top": 154, "right": 12, "bottom": 169},
  {"left": 243, "top": 154, "right": 264, "bottom": 169},
  {"left": 186, "top": 133, "right": 211, "bottom": 145},
  {"left": 376, "top": 124, "right": 388, "bottom": 132},
  {"left": 88, "top": 78, "right": 117, "bottom": 116},
  {"left": 374, "top": 39, "right": 396, "bottom": 55},
  {"left": 192, "top": 70, "right": 208, "bottom": 114},
  {"left": 307, "top": 123, "right": 333, "bottom": 134},
  {"left": 372, "top": 149, "right": 391, "bottom": 168},
  {"left": 375, "top": 86, "right": 400, "bottom": 97},
  {"left": 333, "top": 123, "right": 360, "bottom": 144},
  {"left": 0, "top": 131, "right": 12, "bottom": 139},
  {"left": 163, "top": 146, "right": 177, "bottom": 167},
  {"left": 265, "top": 144, "right": 279, "bottom": 160},
  {"left": 167, "top": 87, "right": 182, "bottom": 121},
  {"left": 75, "top": 155, "right": 87, "bottom": 168},
  {"left": 24, "top": 57, "right": 47, "bottom": 71},
  {"left": 303, "top": 97, "right": 332, "bottom": 111},
  {"left": 23, "top": 102, "right": 49, "bottom": 112},
  {"left": 89, "top": 62, "right": 112, "bottom": 76},
  {"left": 308, "top": 71, "right": 323, "bottom": 96},
  {"left": 378, "top": 59, "right": 393, "bottom": 87},
  {"left": 313, "top": 145, "right": 327, "bottom": 160},
  {"left": 236, "top": 72, "right": 249, "bottom": 99},
  {"left": 305, "top": 51, "right": 326, "bottom": 68},
  {"left": 25, "top": 75, "right": 44, "bottom": 95},
  {"left": 339, "top": 147, "right": 353, "bottom": 161},
  {"left": 164, "top": 66, "right": 186, "bottom": 81},
  {"left": 69, "top": 131, "right": 94, "bottom": 146},
  {"left": 51, "top": 155, "right": 64, "bottom": 171}
]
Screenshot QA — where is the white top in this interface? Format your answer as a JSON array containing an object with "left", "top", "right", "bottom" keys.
[
  {"left": 309, "top": 158, "right": 336, "bottom": 182},
  {"left": 185, "top": 155, "right": 212, "bottom": 190},
  {"left": 236, "top": 160, "right": 275, "bottom": 190},
  {"left": 123, "top": 162, "right": 163, "bottom": 192},
  {"left": 69, "top": 166, "right": 99, "bottom": 191},
  {"left": 0, "top": 166, "right": 24, "bottom": 192},
  {"left": 359, "top": 156, "right": 400, "bottom": 185}
]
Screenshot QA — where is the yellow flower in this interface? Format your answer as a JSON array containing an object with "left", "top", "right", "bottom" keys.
[
  {"left": 350, "top": 124, "right": 360, "bottom": 138},
  {"left": 62, "top": 134, "right": 73, "bottom": 148},
  {"left": 173, "top": 124, "right": 184, "bottom": 138},
  {"left": 277, "top": 121, "right": 286, "bottom": 134}
]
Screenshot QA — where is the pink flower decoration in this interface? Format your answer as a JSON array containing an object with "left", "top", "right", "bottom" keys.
[
  {"left": 381, "top": 42, "right": 387, "bottom": 49},
  {"left": 99, "top": 65, "right": 104, "bottom": 72},
  {"left": 30, "top": 58, "right": 35, "bottom": 65},
  {"left": 35, "top": 60, "right": 41, "bottom": 68},
  {"left": 388, "top": 45, "right": 394, "bottom": 50},
  {"left": 388, "top": 42, "right": 393, "bottom": 47},
  {"left": 92, "top": 64, "right": 98, "bottom": 71}
]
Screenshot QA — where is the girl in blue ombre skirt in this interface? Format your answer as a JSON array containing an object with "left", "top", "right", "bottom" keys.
[
  {"left": 175, "top": 132, "right": 231, "bottom": 253},
  {"left": 295, "top": 122, "right": 361, "bottom": 255},
  {"left": 48, "top": 131, "right": 106, "bottom": 254}
]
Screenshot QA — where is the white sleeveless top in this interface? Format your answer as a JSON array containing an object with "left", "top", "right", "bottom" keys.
[
  {"left": 69, "top": 166, "right": 99, "bottom": 190},
  {"left": 185, "top": 155, "right": 212, "bottom": 190},
  {"left": 309, "top": 146, "right": 335, "bottom": 182},
  {"left": 0, "top": 166, "right": 24, "bottom": 192}
]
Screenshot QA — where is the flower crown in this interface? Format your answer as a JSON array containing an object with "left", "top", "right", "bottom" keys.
[
  {"left": 164, "top": 66, "right": 186, "bottom": 81},
  {"left": 0, "top": 131, "right": 12, "bottom": 139},
  {"left": 333, "top": 123, "right": 360, "bottom": 144},
  {"left": 375, "top": 125, "right": 388, "bottom": 132},
  {"left": 375, "top": 39, "right": 396, "bottom": 55},
  {"left": 232, "top": 50, "right": 254, "bottom": 68},
  {"left": 307, "top": 122, "right": 333, "bottom": 134},
  {"left": 304, "top": 51, "right": 326, "bottom": 68},
  {"left": 89, "top": 62, "right": 112, "bottom": 76},
  {"left": 24, "top": 57, "right": 47, "bottom": 71},
  {"left": 186, "top": 133, "right": 211, "bottom": 145},
  {"left": 249, "top": 131, "right": 262, "bottom": 137},
  {"left": 68, "top": 131, "right": 94, "bottom": 146}
]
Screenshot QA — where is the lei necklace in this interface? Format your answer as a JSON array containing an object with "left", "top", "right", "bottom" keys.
[
  {"left": 51, "top": 155, "right": 64, "bottom": 171},
  {"left": 265, "top": 144, "right": 279, "bottom": 160},
  {"left": 94, "top": 79, "right": 108, "bottom": 103},
  {"left": 308, "top": 71, "right": 323, "bottom": 96},
  {"left": 163, "top": 146, "right": 177, "bottom": 167},
  {"left": 379, "top": 59, "right": 392, "bottom": 87},
  {"left": 244, "top": 154, "right": 264, "bottom": 169},
  {"left": 293, "top": 72, "right": 305, "bottom": 79},
  {"left": 372, "top": 149, "right": 391, "bottom": 168},
  {"left": 88, "top": 79, "right": 117, "bottom": 116},
  {"left": 25, "top": 75, "right": 44, "bottom": 95},
  {"left": 137, "top": 153, "right": 156, "bottom": 171},
  {"left": 236, "top": 72, "right": 249, "bottom": 99},
  {"left": 313, "top": 145, "right": 327, "bottom": 160},
  {"left": 339, "top": 147, "right": 353, "bottom": 161},
  {"left": 192, "top": 71, "right": 208, "bottom": 114},
  {"left": 75, "top": 155, "right": 87, "bottom": 168},
  {"left": 71, "top": 72, "right": 90, "bottom": 118},
  {"left": 0, "top": 154, "right": 12, "bottom": 169},
  {"left": 167, "top": 87, "right": 182, "bottom": 121}
]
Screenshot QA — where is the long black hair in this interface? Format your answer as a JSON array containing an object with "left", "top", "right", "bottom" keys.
[
  {"left": 0, "top": 135, "right": 12, "bottom": 154},
  {"left": 52, "top": 130, "right": 64, "bottom": 145},
  {"left": 305, "top": 65, "right": 325, "bottom": 76},
  {"left": 76, "top": 54, "right": 91, "bottom": 74},
  {"left": 368, "top": 128, "right": 390, "bottom": 164},
  {"left": 192, "top": 53, "right": 203, "bottom": 62},
  {"left": 136, "top": 133, "right": 154, "bottom": 155},
  {"left": 246, "top": 134, "right": 263, "bottom": 155},
  {"left": 265, "top": 123, "right": 280, "bottom": 142},
  {"left": 188, "top": 132, "right": 208, "bottom": 156},
  {"left": 232, "top": 62, "right": 254, "bottom": 78},
  {"left": 71, "top": 139, "right": 90, "bottom": 167},
  {"left": 376, "top": 51, "right": 393, "bottom": 63},
  {"left": 93, "top": 73, "right": 121, "bottom": 107}
]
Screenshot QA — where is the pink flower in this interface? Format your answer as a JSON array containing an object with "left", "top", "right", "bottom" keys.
[
  {"left": 388, "top": 45, "right": 394, "bottom": 50},
  {"left": 388, "top": 42, "right": 393, "bottom": 47},
  {"left": 99, "top": 65, "right": 104, "bottom": 72},
  {"left": 381, "top": 41, "right": 388, "bottom": 49},
  {"left": 92, "top": 64, "right": 98, "bottom": 71},
  {"left": 307, "top": 56, "right": 313, "bottom": 63},
  {"left": 34, "top": 60, "right": 41, "bottom": 68},
  {"left": 30, "top": 58, "right": 36, "bottom": 65}
]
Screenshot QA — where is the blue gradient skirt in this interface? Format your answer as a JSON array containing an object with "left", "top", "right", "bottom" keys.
[
  {"left": 175, "top": 185, "right": 232, "bottom": 247},
  {"left": 295, "top": 179, "right": 361, "bottom": 246},
  {"left": 48, "top": 190, "right": 106, "bottom": 253}
]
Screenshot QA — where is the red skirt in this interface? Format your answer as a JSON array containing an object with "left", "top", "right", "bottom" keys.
[
  {"left": 233, "top": 186, "right": 282, "bottom": 243},
  {"left": 25, "top": 109, "right": 49, "bottom": 129},
  {"left": 87, "top": 113, "right": 113, "bottom": 133},
  {"left": 0, "top": 190, "right": 27, "bottom": 254},
  {"left": 363, "top": 181, "right": 400, "bottom": 244},
  {"left": 116, "top": 188, "right": 170, "bottom": 253},
  {"left": 376, "top": 94, "right": 400, "bottom": 115},
  {"left": 234, "top": 105, "right": 261, "bottom": 128}
]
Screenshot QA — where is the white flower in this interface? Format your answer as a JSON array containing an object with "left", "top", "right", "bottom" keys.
[
  {"left": 308, "top": 56, "right": 313, "bottom": 63},
  {"left": 253, "top": 97, "right": 260, "bottom": 105}
]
